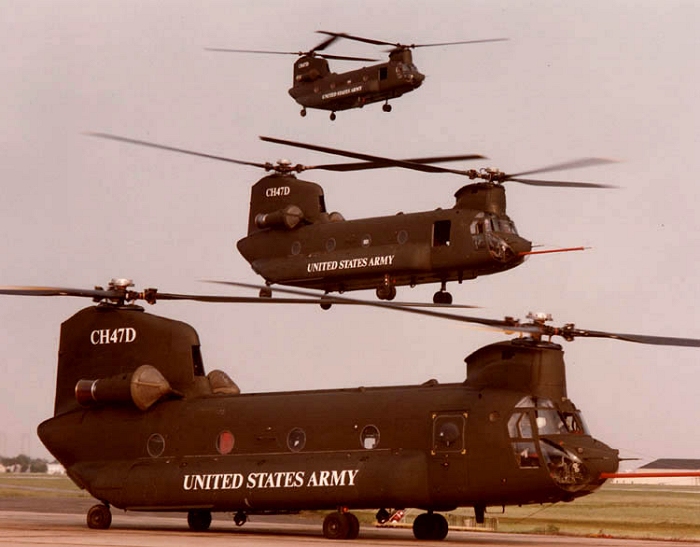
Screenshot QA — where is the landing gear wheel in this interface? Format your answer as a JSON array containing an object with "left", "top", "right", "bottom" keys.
[
  {"left": 412, "top": 512, "right": 448, "bottom": 540},
  {"left": 320, "top": 296, "right": 333, "bottom": 310},
  {"left": 323, "top": 512, "right": 350, "bottom": 540},
  {"left": 330, "top": 112, "right": 337, "bottom": 121},
  {"left": 233, "top": 511, "right": 247, "bottom": 526},
  {"left": 347, "top": 512, "right": 360, "bottom": 539},
  {"left": 383, "top": 102, "right": 392, "bottom": 113},
  {"left": 300, "top": 108, "right": 307, "bottom": 117},
  {"left": 433, "top": 290, "right": 453, "bottom": 305},
  {"left": 187, "top": 509, "right": 212, "bottom": 531},
  {"left": 87, "top": 504, "right": 112, "bottom": 530}
]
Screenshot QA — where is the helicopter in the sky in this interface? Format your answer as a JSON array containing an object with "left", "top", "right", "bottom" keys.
[
  {"left": 2, "top": 279, "right": 699, "bottom": 540},
  {"left": 207, "top": 31, "right": 507, "bottom": 120},
  {"left": 89, "top": 133, "right": 615, "bottom": 306}
]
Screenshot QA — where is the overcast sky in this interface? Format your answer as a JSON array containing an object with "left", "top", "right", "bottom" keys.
[{"left": 1, "top": 1, "right": 698, "bottom": 468}]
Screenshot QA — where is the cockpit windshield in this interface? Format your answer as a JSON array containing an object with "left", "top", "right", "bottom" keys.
[{"left": 511, "top": 396, "right": 589, "bottom": 436}]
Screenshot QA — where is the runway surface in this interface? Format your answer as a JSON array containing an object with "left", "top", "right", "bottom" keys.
[{"left": 1, "top": 509, "right": 699, "bottom": 547}]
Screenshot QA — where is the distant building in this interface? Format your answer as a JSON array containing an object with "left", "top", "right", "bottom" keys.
[
  {"left": 46, "top": 462, "right": 66, "bottom": 475},
  {"left": 612, "top": 459, "right": 700, "bottom": 486}
]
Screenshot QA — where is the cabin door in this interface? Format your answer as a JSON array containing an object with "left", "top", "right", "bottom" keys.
[{"left": 429, "top": 412, "right": 468, "bottom": 499}]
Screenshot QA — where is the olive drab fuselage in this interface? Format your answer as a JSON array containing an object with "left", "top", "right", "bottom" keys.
[
  {"left": 236, "top": 173, "right": 532, "bottom": 296},
  {"left": 288, "top": 49, "right": 425, "bottom": 114},
  {"left": 38, "top": 305, "right": 619, "bottom": 518}
]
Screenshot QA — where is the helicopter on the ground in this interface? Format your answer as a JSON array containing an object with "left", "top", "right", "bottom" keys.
[
  {"left": 2, "top": 279, "right": 699, "bottom": 540},
  {"left": 207, "top": 31, "right": 507, "bottom": 120},
  {"left": 90, "top": 133, "right": 615, "bottom": 305}
]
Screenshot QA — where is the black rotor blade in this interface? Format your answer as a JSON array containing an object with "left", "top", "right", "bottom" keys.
[
  {"left": 0, "top": 286, "right": 117, "bottom": 299},
  {"left": 205, "top": 47, "right": 377, "bottom": 62},
  {"left": 507, "top": 177, "right": 616, "bottom": 189},
  {"left": 410, "top": 38, "right": 509, "bottom": 48},
  {"left": 260, "top": 136, "right": 483, "bottom": 175},
  {"left": 318, "top": 31, "right": 396, "bottom": 48},
  {"left": 310, "top": 153, "right": 486, "bottom": 173},
  {"left": 560, "top": 327, "right": 700, "bottom": 348},
  {"left": 509, "top": 158, "right": 617, "bottom": 179},
  {"left": 87, "top": 133, "right": 271, "bottom": 170}
]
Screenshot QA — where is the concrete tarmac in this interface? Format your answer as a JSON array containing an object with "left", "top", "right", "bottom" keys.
[{"left": 1, "top": 509, "right": 699, "bottom": 547}]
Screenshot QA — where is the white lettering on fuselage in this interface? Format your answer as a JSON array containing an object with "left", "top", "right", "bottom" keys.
[
  {"left": 182, "top": 469, "right": 359, "bottom": 491},
  {"left": 265, "top": 186, "right": 291, "bottom": 198},
  {"left": 90, "top": 328, "right": 137, "bottom": 345},
  {"left": 307, "top": 254, "right": 395, "bottom": 274},
  {"left": 321, "top": 85, "right": 364, "bottom": 101}
]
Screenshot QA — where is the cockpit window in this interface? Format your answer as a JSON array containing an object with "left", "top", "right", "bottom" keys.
[{"left": 512, "top": 396, "right": 589, "bottom": 435}]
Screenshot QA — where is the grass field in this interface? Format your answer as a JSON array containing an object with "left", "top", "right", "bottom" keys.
[{"left": 1, "top": 475, "right": 698, "bottom": 540}]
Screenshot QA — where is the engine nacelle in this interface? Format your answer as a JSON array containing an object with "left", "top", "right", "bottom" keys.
[
  {"left": 255, "top": 204, "right": 304, "bottom": 230},
  {"left": 75, "top": 364, "right": 176, "bottom": 411}
]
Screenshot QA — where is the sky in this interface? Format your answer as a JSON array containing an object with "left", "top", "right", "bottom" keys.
[{"left": 0, "top": 1, "right": 699, "bottom": 468}]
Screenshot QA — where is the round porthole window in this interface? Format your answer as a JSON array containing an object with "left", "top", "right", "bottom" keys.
[
  {"left": 326, "top": 238, "right": 336, "bottom": 252},
  {"left": 397, "top": 230, "right": 409, "bottom": 244},
  {"left": 147, "top": 433, "right": 165, "bottom": 458},
  {"left": 216, "top": 430, "right": 235, "bottom": 455},
  {"left": 360, "top": 425, "right": 380, "bottom": 449},
  {"left": 361, "top": 234, "right": 372, "bottom": 247},
  {"left": 291, "top": 241, "right": 301, "bottom": 255},
  {"left": 287, "top": 428, "right": 306, "bottom": 452}
]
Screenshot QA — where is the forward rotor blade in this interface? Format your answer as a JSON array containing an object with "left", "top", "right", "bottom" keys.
[
  {"left": 507, "top": 178, "right": 616, "bottom": 189},
  {"left": 87, "top": 133, "right": 270, "bottom": 170},
  {"left": 561, "top": 327, "right": 700, "bottom": 348},
  {"left": 318, "top": 31, "right": 395, "bottom": 48},
  {"left": 260, "top": 136, "right": 483, "bottom": 174},
  {"left": 509, "top": 158, "right": 617, "bottom": 179},
  {"left": 311, "top": 153, "right": 486, "bottom": 173},
  {"left": 411, "top": 38, "right": 509, "bottom": 48}
]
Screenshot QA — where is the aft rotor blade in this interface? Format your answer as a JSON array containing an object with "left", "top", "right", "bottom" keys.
[
  {"left": 318, "top": 31, "right": 508, "bottom": 50},
  {"left": 205, "top": 47, "right": 377, "bottom": 62},
  {"left": 87, "top": 133, "right": 270, "bottom": 170},
  {"left": 0, "top": 286, "right": 116, "bottom": 299},
  {"left": 260, "top": 136, "right": 483, "bottom": 175},
  {"left": 411, "top": 38, "right": 509, "bottom": 48},
  {"left": 318, "top": 31, "right": 395, "bottom": 48},
  {"left": 508, "top": 177, "right": 616, "bottom": 189}
]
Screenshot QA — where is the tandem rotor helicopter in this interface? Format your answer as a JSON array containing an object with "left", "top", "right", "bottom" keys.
[
  {"left": 207, "top": 31, "right": 508, "bottom": 120},
  {"left": 90, "top": 132, "right": 615, "bottom": 305},
  {"left": 2, "top": 279, "right": 699, "bottom": 540}
]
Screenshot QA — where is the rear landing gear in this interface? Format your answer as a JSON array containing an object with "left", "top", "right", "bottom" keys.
[
  {"left": 433, "top": 282, "right": 452, "bottom": 305},
  {"left": 330, "top": 112, "right": 337, "bottom": 121},
  {"left": 323, "top": 511, "right": 360, "bottom": 540},
  {"left": 382, "top": 101, "right": 392, "bottom": 113},
  {"left": 412, "top": 512, "right": 448, "bottom": 540},
  {"left": 233, "top": 511, "right": 247, "bottom": 526},
  {"left": 87, "top": 503, "right": 112, "bottom": 530},
  {"left": 187, "top": 509, "right": 212, "bottom": 531},
  {"left": 376, "top": 276, "right": 397, "bottom": 301},
  {"left": 300, "top": 108, "right": 307, "bottom": 117}
]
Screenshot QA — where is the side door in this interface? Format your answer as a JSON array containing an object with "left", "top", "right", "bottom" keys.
[{"left": 428, "top": 412, "right": 469, "bottom": 503}]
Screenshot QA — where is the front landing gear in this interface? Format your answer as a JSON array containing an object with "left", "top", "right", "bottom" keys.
[
  {"left": 330, "top": 112, "right": 337, "bottom": 121},
  {"left": 382, "top": 101, "right": 393, "bottom": 113},
  {"left": 300, "top": 107, "right": 307, "bottom": 117},
  {"left": 187, "top": 509, "right": 212, "bottom": 531},
  {"left": 433, "top": 281, "right": 452, "bottom": 305},
  {"left": 412, "top": 512, "right": 448, "bottom": 540},
  {"left": 376, "top": 275, "right": 397, "bottom": 301},
  {"left": 87, "top": 503, "right": 112, "bottom": 529},
  {"left": 322, "top": 510, "right": 360, "bottom": 540}
]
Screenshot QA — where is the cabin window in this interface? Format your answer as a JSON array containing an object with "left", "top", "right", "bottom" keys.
[
  {"left": 432, "top": 220, "right": 451, "bottom": 247},
  {"left": 361, "top": 234, "right": 372, "bottom": 247},
  {"left": 216, "top": 430, "right": 235, "bottom": 455},
  {"left": 379, "top": 66, "right": 388, "bottom": 80},
  {"left": 291, "top": 241, "right": 301, "bottom": 255},
  {"left": 360, "top": 425, "right": 380, "bottom": 449},
  {"left": 147, "top": 433, "right": 165, "bottom": 458},
  {"left": 397, "top": 229, "right": 409, "bottom": 244},
  {"left": 287, "top": 428, "right": 306, "bottom": 452},
  {"left": 326, "top": 238, "right": 336, "bottom": 252},
  {"left": 432, "top": 414, "right": 465, "bottom": 453}
]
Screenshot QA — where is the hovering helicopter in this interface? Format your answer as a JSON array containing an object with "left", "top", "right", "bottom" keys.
[
  {"left": 2, "top": 279, "right": 699, "bottom": 540},
  {"left": 90, "top": 132, "right": 615, "bottom": 305},
  {"left": 207, "top": 31, "right": 507, "bottom": 120}
]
